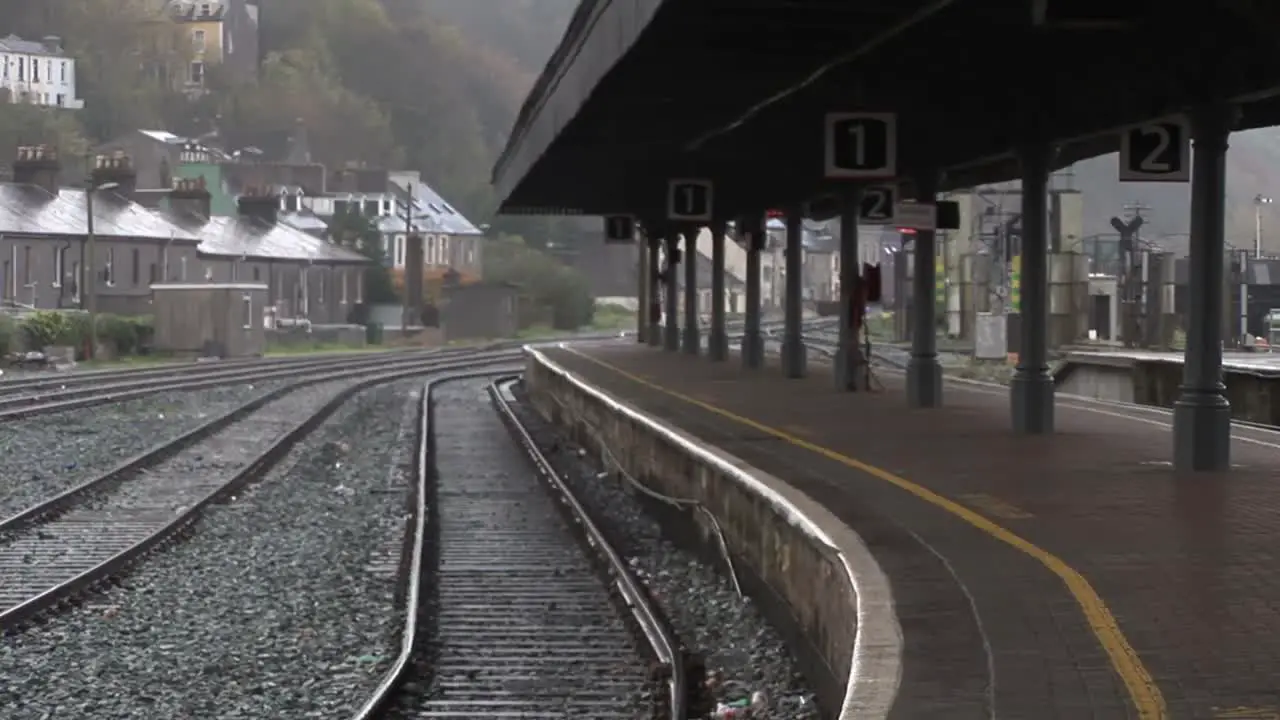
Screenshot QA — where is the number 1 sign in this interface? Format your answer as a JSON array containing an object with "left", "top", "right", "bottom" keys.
[{"left": 824, "top": 112, "right": 896, "bottom": 179}]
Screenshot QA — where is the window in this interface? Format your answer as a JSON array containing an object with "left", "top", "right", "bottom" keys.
[
  {"left": 204, "top": 265, "right": 214, "bottom": 281},
  {"left": 56, "top": 94, "right": 65, "bottom": 107},
  {"left": 192, "top": 29, "right": 206, "bottom": 53},
  {"left": 31, "top": 59, "right": 38, "bottom": 82},
  {"left": 242, "top": 294, "right": 253, "bottom": 329},
  {"left": 189, "top": 61, "right": 204, "bottom": 85},
  {"left": 317, "top": 271, "right": 325, "bottom": 304},
  {"left": 380, "top": 199, "right": 391, "bottom": 215},
  {"left": 104, "top": 248, "right": 115, "bottom": 286},
  {"left": 465, "top": 239, "right": 476, "bottom": 266},
  {"left": 425, "top": 235, "right": 436, "bottom": 265},
  {"left": 253, "top": 266, "right": 261, "bottom": 282},
  {"left": 52, "top": 246, "right": 63, "bottom": 287},
  {"left": 395, "top": 235, "right": 405, "bottom": 267},
  {"left": 355, "top": 269, "right": 363, "bottom": 303},
  {"left": 285, "top": 194, "right": 300, "bottom": 212},
  {"left": 200, "top": 3, "right": 213, "bottom": 17},
  {"left": 17, "top": 57, "right": 24, "bottom": 81},
  {"left": 22, "top": 246, "right": 31, "bottom": 286},
  {"left": 60, "top": 61, "right": 66, "bottom": 82},
  {"left": 180, "top": 256, "right": 188, "bottom": 281},
  {"left": 363, "top": 199, "right": 379, "bottom": 216},
  {"left": 131, "top": 248, "right": 140, "bottom": 286},
  {"left": 440, "top": 236, "right": 450, "bottom": 266},
  {"left": 71, "top": 261, "right": 80, "bottom": 302},
  {"left": 149, "top": 263, "right": 158, "bottom": 284},
  {"left": 341, "top": 270, "right": 348, "bottom": 304}
]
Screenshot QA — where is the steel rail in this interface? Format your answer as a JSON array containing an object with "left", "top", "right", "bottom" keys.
[{"left": 0, "top": 350, "right": 523, "bottom": 633}]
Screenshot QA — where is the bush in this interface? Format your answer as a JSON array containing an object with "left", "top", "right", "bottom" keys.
[
  {"left": 21, "top": 311, "right": 73, "bottom": 350},
  {"left": 0, "top": 315, "right": 13, "bottom": 355},
  {"left": 97, "top": 315, "right": 138, "bottom": 355}
]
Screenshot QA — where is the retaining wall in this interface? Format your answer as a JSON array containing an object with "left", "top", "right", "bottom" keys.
[{"left": 523, "top": 347, "right": 891, "bottom": 719}]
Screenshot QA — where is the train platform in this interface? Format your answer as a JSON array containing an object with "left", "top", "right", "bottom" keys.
[{"left": 537, "top": 341, "right": 1280, "bottom": 720}]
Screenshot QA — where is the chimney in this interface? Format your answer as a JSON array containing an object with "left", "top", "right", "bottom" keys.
[
  {"left": 90, "top": 151, "right": 137, "bottom": 199},
  {"left": 237, "top": 185, "right": 279, "bottom": 225},
  {"left": 12, "top": 145, "right": 61, "bottom": 194},
  {"left": 42, "top": 35, "right": 62, "bottom": 54},
  {"left": 170, "top": 176, "right": 212, "bottom": 220}
]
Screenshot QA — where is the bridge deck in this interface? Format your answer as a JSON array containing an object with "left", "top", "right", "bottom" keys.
[{"left": 538, "top": 341, "right": 1280, "bottom": 719}]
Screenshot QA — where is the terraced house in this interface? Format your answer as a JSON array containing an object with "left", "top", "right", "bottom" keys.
[{"left": 0, "top": 145, "right": 368, "bottom": 325}]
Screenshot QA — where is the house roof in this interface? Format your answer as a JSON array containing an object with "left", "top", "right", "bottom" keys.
[
  {"left": 0, "top": 184, "right": 200, "bottom": 241},
  {"left": 167, "top": 212, "right": 368, "bottom": 264},
  {"left": 380, "top": 181, "right": 483, "bottom": 236},
  {"left": 0, "top": 35, "right": 64, "bottom": 57}
]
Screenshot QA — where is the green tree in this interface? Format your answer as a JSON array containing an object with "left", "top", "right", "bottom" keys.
[
  {"left": 483, "top": 234, "right": 594, "bottom": 329},
  {"left": 329, "top": 208, "right": 398, "bottom": 306}
]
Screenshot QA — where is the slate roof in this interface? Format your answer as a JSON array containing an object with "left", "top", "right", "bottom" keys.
[
  {"left": 0, "top": 184, "right": 200, "bottom": 241},
  {"left": 167, "top": 212, "right": 368, "bottom": 264},
  {"left": 0, "top": 35, "right": 63, "bottom": 57},
  {"left": 378, "top": 182, "right": 483, "bottom": 236}
]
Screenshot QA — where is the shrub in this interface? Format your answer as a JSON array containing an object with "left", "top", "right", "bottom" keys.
[
  {"left": 97, "top": 314, "right": 138, "bottom": 355},
  {"left": 0, "top": 314, "right": 13, "bottom": 355},
  {"left": 21, "top": 311, "right": 73, "bottom": 350}
]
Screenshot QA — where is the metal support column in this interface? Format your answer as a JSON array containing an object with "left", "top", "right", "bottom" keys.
[
  {"left": 682, "top": 226, "right": 700, "bottom": 354},
  {"left": 647, "top": 237, "right": 661, "bottom": 347},
  {"left": 781, "top": 208, "right": 807, "bottom": 378},
  {"left": 907, "top": 174, "right": 943, "bottom": 407},
  {"left": 1173, "top": 103, "right": 1233, "bottom": 471},
  {"left": 709, "top": 219, "right": 729, "bottom": 360},
  {"left": 741, "top": 212, "right": 765, "bottom": 368},
  {"left": 636, "top": 232, "right": 649, "bottom": 344},
  {"left": 836, "top": 188, "right": 864, "bottom": 390},
  {"left": 663, "top": 232, "right": 680, "bottom": 351},
  {"left": 1010, "top": 143, "right": 1055, "bottom": 433}
]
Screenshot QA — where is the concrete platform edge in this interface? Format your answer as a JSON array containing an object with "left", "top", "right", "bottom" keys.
[{"left": 523, "top": 344, "right": 904, "bottom": 720}]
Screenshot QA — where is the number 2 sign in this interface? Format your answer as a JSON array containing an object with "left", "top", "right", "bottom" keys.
[{"left": 1119, "top": 116, "right": 1190, "bottom": 182}]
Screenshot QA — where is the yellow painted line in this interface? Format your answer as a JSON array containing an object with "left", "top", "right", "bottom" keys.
[
  {"left": 957, "top": 492, "right": 1034, "bottom": 520},
  {"left": 1213, "top": 708, "right": 1279, "bottom": 720},
  {"left": 563, "top": 346, "right": 1168, "bottom": 719}
]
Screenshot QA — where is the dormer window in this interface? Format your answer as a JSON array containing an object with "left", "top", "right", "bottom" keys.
[{"left": 199, "top": 3, "right": 212, "bottom": 17}]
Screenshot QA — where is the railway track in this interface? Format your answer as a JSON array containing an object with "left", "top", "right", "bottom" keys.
[
  {"left": 353, "top": 375, "right": 686, "bottom": 719},
  {"left": 0, "top": 350, "right": 523, "bottom": 633},
  {"left": 0, "top": 336, "right": 624, "bottom": 421}
]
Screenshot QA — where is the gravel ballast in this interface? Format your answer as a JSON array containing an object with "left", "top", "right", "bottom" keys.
[
  {"left": 0, "top": 379, "right": 422, "bottom": 719},
  {"left": 509, "top": 385, "right": 821, "bottom": 718},
  {"left": 0, "top": 381, "right": 290, "bottom": 519}
]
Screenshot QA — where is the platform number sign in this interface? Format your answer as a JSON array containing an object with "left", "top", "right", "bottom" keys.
[
  {"left": 1119, "top": 115, "right": 1190, "bottom": 182},
  {"left": 859, "top": 186, "right": 896, "bottom": 224},
  {"left": 603, "top": 215, "right": 636, "bottom": 243},
  {"left": 824, "top": 112, "right": 897, "bottom": 179},
  {"left": 667, "top": 179, "right": 713, "bottom": 222}
]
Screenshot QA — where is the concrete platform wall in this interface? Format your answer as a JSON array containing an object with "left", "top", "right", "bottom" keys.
[
  {"left": 1059, "top": 353, "right": 1280, "bottom": 423},
  {"left": 523, "top": 348, "right": 876, "bottom": 718}
]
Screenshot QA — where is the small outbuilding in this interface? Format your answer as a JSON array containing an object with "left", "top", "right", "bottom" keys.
[{"left": 152, "top": 282, "right": 268, "bottom": 358}]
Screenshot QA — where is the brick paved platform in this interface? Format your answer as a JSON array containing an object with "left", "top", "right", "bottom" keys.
[{"left": 538, "top": 341, "right": 1280, "bottom": 720}]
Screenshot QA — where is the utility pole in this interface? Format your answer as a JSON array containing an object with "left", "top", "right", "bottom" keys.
[
  {"left": 399, "top": 183, "right": 425, "bottom": 339},
  {"left": 1112, "top": 201, "right": 1150, "bottom": 348}
]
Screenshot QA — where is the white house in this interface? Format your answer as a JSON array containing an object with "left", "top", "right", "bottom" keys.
[
  {"left": 0, "top": 35, "right": 83, "bottom": 109},
  {"left": 293, "top": 170, "right": 486, "bottom": 277}
]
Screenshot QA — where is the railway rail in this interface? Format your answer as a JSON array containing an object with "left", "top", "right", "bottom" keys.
[
  {"left": 0, "top": 336, "right": 623, "bottom": 421},
  {"left": 0, "top": 349, "right": 524, "bottom": 633},
  {"left": 352, "top": 375, "right": 687, "bottom": 719}
]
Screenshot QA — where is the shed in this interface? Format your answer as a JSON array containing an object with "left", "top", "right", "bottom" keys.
[
  {"left": 152, "top": 282, "right": 268, "bottom": 358},
  {"left": 441, "top": 279, "right": 518, "bottom": 341}
]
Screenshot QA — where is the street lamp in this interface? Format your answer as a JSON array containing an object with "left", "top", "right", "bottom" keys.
[
  {"left": 84, "top": 180, "right": 118, "bottom": 360},
  {"left": 1255, "top": 194, "right": 1273, "bottom": 259}
]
